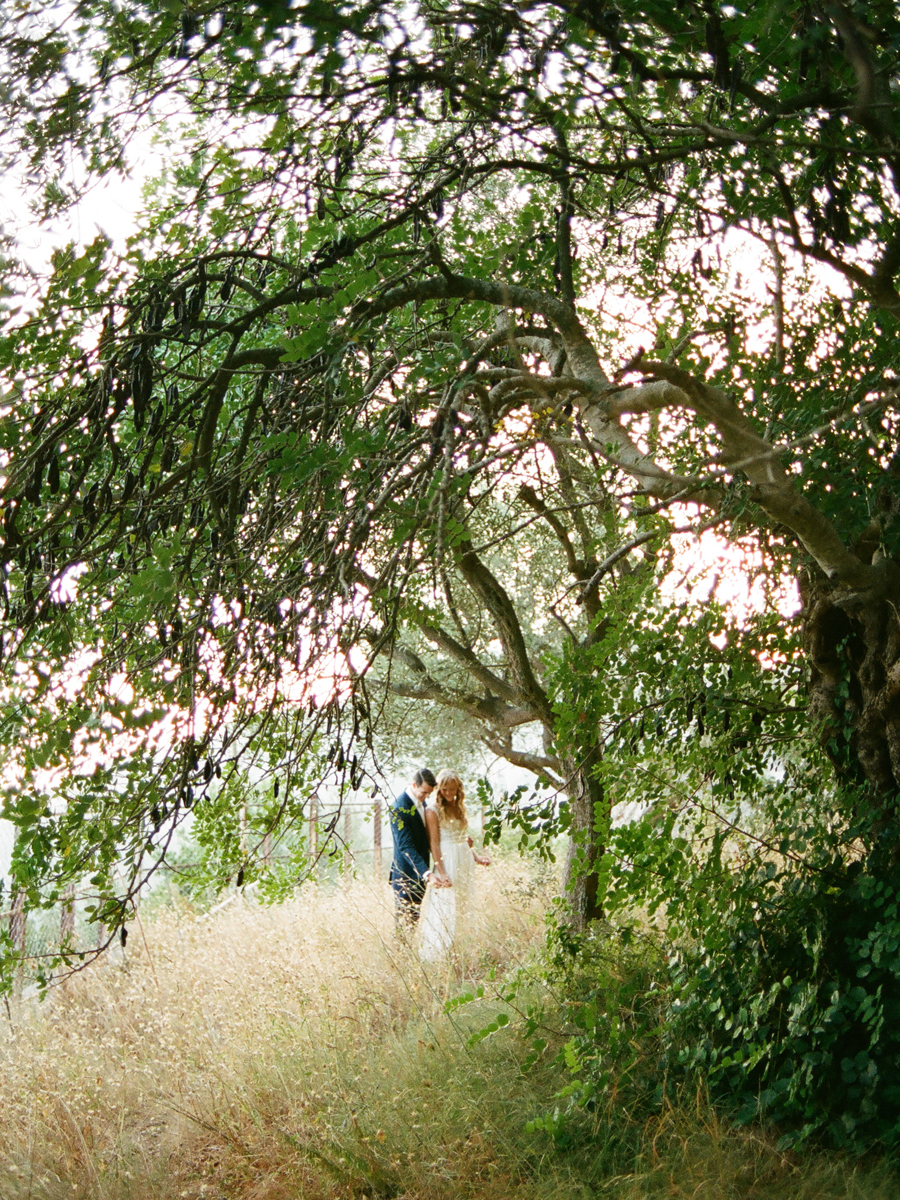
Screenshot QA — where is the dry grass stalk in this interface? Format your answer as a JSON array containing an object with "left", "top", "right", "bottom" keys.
[
  {"left": 0, "top": 857, "right": 896, "bottom": 1200},
  {"left": 0, "top": 859, "right": 550, "bottom": 1199}
]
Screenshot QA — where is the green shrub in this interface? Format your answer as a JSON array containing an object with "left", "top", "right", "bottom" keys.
[{"left": 667, "top": 854, "right": 900, "bottom": 1151}]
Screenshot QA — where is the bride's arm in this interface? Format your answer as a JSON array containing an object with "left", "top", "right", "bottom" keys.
[
  {"left": 466, "top": 826, "right": 491, "bottom": 866},
  {"left": 425, "top": 807, "right": 451, "bottom": 885}
]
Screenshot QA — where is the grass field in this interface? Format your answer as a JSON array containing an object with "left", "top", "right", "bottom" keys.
[{"left": 1, "top": 858, "right": 897, "bottom": 1199}]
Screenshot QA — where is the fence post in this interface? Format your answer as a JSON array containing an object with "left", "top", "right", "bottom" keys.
[
  {"left": 373, "top": 795, "right": 382, "bottom": 876},
  {"left": 343, "top": 801, "right": 353, "bottom": 872},
  {"left": 308, "top": 792, "right": 319, "bottom": 861},
  {"left": 9, "top": 886, "right": 25, "bottom": 1000},
  {"left": 60, "top": 883, "right": 75, "bottom": 946}
]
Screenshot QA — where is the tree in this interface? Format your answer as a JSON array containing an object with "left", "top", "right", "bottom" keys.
[{"left": 2, "top": 0, "right": 900, "bottom": 960}]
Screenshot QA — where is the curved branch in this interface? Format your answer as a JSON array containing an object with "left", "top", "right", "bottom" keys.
[
  {"left": 637, "top": 360, "right": 898, "bottom": 595},
  {"left": 455, "top": 537, "right": 554, "bottom": 726},
  {"left": 481, "top": 732, "right": 563, "bottom": 786}
]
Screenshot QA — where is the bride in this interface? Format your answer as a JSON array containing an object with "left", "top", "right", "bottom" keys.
[{"left": 419, "top": 769, "right": 490, "bottom": 962}]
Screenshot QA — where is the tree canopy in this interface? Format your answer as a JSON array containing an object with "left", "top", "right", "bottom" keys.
[{"left": 2, "top": 0, "right": 900, "bottom": 973}]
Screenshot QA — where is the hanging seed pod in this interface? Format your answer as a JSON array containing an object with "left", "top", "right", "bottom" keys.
[
  {"left": 220, "top": 268, "right": 235, "bottom": 302},
  {"left": 215, "top": 763, "right": 222, "bottom": 779},
  {"left": 82, "top": 481, "right": 98, "bottom": 518},
  {"left": 236, "top": 867, "right": 245, "bottom": 888},
  {"left": 146, "top": 299, "right": 166, "bottom": 332},
  {"left": 187, "top": 276, "right": 206, "bottom": 322},
  {"left": 203, "top": 758, "right": 213, "bottom": 782},
  {"left": 47, "top": 454, "right": 61, "bottom": 495},
  {"left": 148, "top": 400, "right": 163, "bottom": 436},
  {"left": 24, "top": 463, "right": 41, "bottom": 504},
  {"left": 172, "top": 289, "right": 186, "bottom": 327},
  {"left": 273, "top": 779, "right": 280, "bottom": 798},
  {"left": 132, "top": 354, "right": 153, "bottom": 407},
  {"left": 120, "top": 926, "right": 128, "bottom": 947}
]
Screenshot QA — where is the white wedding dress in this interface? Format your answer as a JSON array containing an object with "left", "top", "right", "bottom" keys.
[{"left": 418, "top": 812, "right": 475, "bottom": 962}]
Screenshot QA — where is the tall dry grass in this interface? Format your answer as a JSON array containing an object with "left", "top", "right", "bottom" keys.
[
  {"left": 0, "top": 858, "right": 552, "bottom": 1199},
  {"left": 0, "top": 856, "right": 897, "bottom": 1200}
]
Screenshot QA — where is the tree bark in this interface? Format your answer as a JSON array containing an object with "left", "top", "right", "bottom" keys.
[
  {"left": 559, "top": 747, "right": 606, "bottom": 925},
  {"left": 802, "top": 563, "right": 900, "bottom": 828}
]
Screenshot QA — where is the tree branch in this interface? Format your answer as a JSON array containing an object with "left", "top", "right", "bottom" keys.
[{"left": 455, "top": 537, "right": 555, "bottom": 726}]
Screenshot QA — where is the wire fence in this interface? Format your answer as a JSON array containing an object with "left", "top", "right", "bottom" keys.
[{"left": 1, "top": 796, "right": 490, "bottom": 997}]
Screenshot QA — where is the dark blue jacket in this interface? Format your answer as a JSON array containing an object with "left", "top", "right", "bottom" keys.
[{"left": 389, "top": 789, "right": 430, "bottom": 902}]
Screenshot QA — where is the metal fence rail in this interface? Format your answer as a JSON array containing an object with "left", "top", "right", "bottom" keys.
[{"left": 2, "top": 795, "right": 486, "bottom": 995}]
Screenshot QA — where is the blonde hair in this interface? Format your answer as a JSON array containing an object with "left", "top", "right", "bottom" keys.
[{"left": 434, "top": 769, "right": 467, "bottom": 824}]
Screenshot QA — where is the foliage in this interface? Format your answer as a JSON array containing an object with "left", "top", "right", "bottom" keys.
[
  {"left": 4, "top": 0, "right": 900, "bottom": 1134},
  {"left": 664, "top": 851, "right": 900, "bottom": 1153},
  {"left": 3, "top": 874, "right": 898, "bottom": 1199},
  {"left": 518, "top": 585, "right": 900, "bottom": 1150}
]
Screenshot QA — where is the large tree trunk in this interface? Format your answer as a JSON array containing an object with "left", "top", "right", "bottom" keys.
[
  {"left": 559, "top": 747, "right": 606, "bottom": 926},
  {"left": 802, "top": 565, "right": 900, "bottom": 827}
]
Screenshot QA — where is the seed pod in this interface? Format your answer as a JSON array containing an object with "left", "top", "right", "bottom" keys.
[
  {"left": 273, "top": 779, "right": 280, "bottom": 798},
  {"left": 187, "top": 276, "right": 206, "bottom": 321},
  {"left": 120, "top": 926, "right": 128, "bottom": 947},
  {"left": 203, "top": 758, "right": 213, "bottom": 782},
  {"left": 47, "top": 455, "right": 61, "bottom": 495},
  {"left": 215, "top": 763, "right": 222, "bottom": 779},
  {"left": 236, "top": 867, "right": 244, "bottom": 888},
  {"left": 83, "top": 481, "right": 98, "bottom": 517}
]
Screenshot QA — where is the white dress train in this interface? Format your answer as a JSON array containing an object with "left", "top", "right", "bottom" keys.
[{"left": 418, "top": 815, "right": 474, "bottom": 962}]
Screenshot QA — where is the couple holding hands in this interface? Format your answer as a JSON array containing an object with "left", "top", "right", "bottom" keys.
[{"left": 388, "top": 767, "right": 491, "bottom": 961}]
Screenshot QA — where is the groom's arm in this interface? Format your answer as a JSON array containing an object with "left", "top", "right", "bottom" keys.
[{"left": 391, "top": 800, "right": 430, "bottom": 883}]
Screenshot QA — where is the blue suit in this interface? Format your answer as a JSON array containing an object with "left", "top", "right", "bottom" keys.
[{"left": 389, "top": 789, "right": 431, "bottom": 915}]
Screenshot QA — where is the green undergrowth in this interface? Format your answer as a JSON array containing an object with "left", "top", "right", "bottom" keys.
[{"left": 1, "top": 876, "right": 898, "bottom": 1199}]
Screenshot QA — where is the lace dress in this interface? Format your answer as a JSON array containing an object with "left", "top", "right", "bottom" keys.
[{"left": 418, "top": 813, "right": 475, "bottom": 962}]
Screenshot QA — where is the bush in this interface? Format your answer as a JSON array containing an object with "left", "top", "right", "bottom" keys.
[{"left": 667, "top": 854, "right": 900, "bottom": 1151}]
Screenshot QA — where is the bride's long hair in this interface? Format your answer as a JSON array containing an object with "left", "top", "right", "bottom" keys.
[{"left": 434, "top": 769, "right": 467, "bottom": 824}]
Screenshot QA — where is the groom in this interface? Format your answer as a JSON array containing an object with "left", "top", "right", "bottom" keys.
[{"left": 388, "top": 767, "right": 447, "bottom": 930}]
